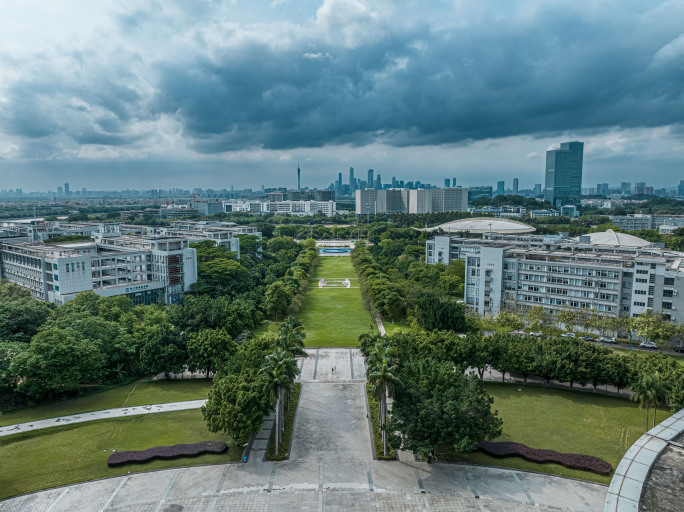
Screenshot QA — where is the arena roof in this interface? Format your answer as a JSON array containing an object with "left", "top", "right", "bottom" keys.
[
  {"left": 429, "top": 217, "right": 536, "bottom": 234},
  {"left": 575, "top": 229, "right": 652, "bottom": 247}
]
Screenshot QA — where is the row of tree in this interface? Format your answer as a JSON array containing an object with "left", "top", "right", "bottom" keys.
[
  {"left": 360, "top": 329, "right": 503, "bottom": 457},
  {"left": 202, "top": 317, "right": 306, "bottom": 450},
  {"left": 263, "top": 239, "right": 318, "bottom": 320},
  {"left": 352, "top": 242, "right": 466, "bottom": 330},
  {"left": 485, "top": 305, "right": 684, "bottom": 348}
]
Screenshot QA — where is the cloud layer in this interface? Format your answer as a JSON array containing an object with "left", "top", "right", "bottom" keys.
[{"left": 0, "top": 0, "right": 683, "bottom": 188}]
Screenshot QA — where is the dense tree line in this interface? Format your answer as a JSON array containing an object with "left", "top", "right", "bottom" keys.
[{"left": 352, "top": 242, "right": 466, "bottom": 330}]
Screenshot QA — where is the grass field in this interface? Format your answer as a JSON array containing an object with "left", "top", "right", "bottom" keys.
[
  {"left": 0, "top": 409, "right": 241, "bottom": 499},
  {"left": 441, "top": 382, "right": 672, "bottom": 484},
  {"left": 0, "top": 379, "right": 213, "bottom": 426},
  {"left": 298, "top": 256, "right": 373, "bottom": 347},
  {"left": 383, "top": 320, "right": 413, "bottom": 336}
]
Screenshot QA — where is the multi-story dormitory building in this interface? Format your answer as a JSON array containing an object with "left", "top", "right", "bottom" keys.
[
  {"left": 426, "top": 229, "right": 684, "bottom": 324},
  {"left": 0, "top": 234, "right": 197, "bottom": 306}
]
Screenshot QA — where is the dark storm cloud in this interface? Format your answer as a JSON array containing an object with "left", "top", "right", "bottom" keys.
[
  {"left": 145, "top": 4, "right": 684, "bottom": 153},
  {"left": 1, "top": 0, "right": 683, "bottom": 159}
]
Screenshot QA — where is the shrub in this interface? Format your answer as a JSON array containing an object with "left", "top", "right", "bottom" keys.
[
  {"left": 477, "top": 441, "right": 612, "bottom": 475},
  {"left": 107, "top": 441, "right": 227, "bottom": 466}
]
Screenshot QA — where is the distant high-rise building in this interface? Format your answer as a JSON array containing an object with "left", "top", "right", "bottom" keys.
[
  {"left": 452, "top": 178, "right": 457, "bottom": 188},
  {"left": 495, "top": 181, "right": 505, "bottom": 197},
  {"left": 349, "top": 167, "right": 355, "bottom": 195},
  {"left": 596, "top": 183, "right": 609, "bottom": 196},
  {"left": 297, "top": 163, "right": 301, "bottom": 191},
  {"left": 445, "top": 179, "right": 450, "bottom": 188},
  {"left": 57, "top": 186, "right": 63, "bottom": 195},
  {"left": 678, "top": 180, "right": 684, "bottom": 197},
  {"left": 533, "top": 184, "right": 542, "bottom": 196},
  {"left": 374, "top": 175, "right": 382, "bottom": 190},
  {"left": 336, "top": 172, "right": 343, "bottom": 196},
  {"left": 634, "top": 182, "right": 653, "bottom": 196},
  {"left": 368, "top": 169, "right": 374, "bottom": 190},
  {"left": 512, "top": 178, "right": 519, "bottom": 195},
  {"left": 64, "top": 183, "right": 70, "bottom": 196},
  {"left": 621, "top": 182, "right": 631, "bottom": 195},
  {"left": 544, "top": 141, "right": 583, "bottom": 206},
  {"left": 468, "top": 186, "right": 493, "bottom": 201}
]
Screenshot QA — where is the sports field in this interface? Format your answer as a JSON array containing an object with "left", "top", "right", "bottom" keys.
[{"left": 298, "top": 256, "right": 373, "bottom": 347}]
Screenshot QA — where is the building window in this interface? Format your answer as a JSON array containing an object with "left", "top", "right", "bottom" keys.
[
  {"left": 662, "top": 301, "right": 673, "bottom": 309},
  {"left": 665, "top": 277, "right": 675, "bottom": 286}
]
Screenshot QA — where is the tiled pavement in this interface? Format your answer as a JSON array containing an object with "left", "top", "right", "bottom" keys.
[{"left": 0, "top": 460, "right": 608, "bottom": 512}]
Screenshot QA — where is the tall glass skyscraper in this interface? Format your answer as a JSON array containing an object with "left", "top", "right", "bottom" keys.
[{"left": 544, "top": 141, "right": 583, "bottom": 206}]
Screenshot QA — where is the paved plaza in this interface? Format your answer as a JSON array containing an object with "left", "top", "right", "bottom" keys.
[
  {"left": 0, "top": 348, "right": 610, "bottom": 511},
  {"left": 0, "top": 459, "right": 608, "bottom": 512}
]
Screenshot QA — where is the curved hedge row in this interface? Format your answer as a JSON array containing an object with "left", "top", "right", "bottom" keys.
[
  {"left": 477, "top": 440, "right": 612, "bottom": 475},
  {"left": 107, "top": 440, "right": 227, "bottom": 466}
]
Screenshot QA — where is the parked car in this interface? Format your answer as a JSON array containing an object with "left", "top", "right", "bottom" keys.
[
  {"left": 673, "top": 345, "right": 684, "bottom": 353},
  {"left": 639, "top": 341, "right": 658, "bottom": 349},
  {"left": 581, "top": 336, "right": 595, "bottom": 341},
  {"left": 561, "top": 333, "right": 576, "bottom": 338},
  {"left": 529, "top": 331, "right": 543, "bottom": 337},
  {"left": 599, "top": 336, "right": 616, "bottom": 343}
]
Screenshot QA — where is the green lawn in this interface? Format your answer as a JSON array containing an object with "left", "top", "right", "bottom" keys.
[
  {"left": 0, "top": 379, "right": 213, "bottom": 426},
  {"left": 298, "top": 256, "right": 373, "bottom": 347},
  {"left": 0, "top": 409, "right": 241, "bottom": 499},
  {"left": 441, "top": 382, "right": 672, "bottom": 484},
  {"left": 383, "top": 320, "right": 413, "bottom": 336}
]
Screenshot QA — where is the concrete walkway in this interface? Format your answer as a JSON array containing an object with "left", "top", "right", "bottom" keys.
[
  {"left": 0, "top": 459, "right": 608, "bottom": 512},
  {"left": 0, "top": 400, "right": 206, "bottom": 438}
]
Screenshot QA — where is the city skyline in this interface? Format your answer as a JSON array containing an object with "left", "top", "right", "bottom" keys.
[{"left": 1, "top": 1, "right": 683, "bottom": 190}]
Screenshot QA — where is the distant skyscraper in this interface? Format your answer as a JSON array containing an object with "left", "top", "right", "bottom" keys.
[
  {"left": 621, "top": 182, "right": 632, "bottom": 195},
  {"left": 57, "top": 186, "right": 63, "bottom": 195},
  {"left": 533, "top": 184, "right": 542, "bottom": 196},
  {"left": 349, "top": 167, "right": 355, "bottom": 195},
  {"left": 452, "top": 178, "right": 457, "bottom": 188},
  {"left": 375, "top": 174, "right": 382, "bottom": 190},
  {"left": 678, "top": 180, "right": 684, "bottom": 197},
  {"left": 512, "top": 178, "right": 519, "bottom": 195},
  {"left": 64, "top": 182, "right": 70, "bottom": 196},
  {"left": 337, "top": 172, "right": 343, "bottom": 196},
  {"left": 297, "top": 163, "right": 301, "bottom": 191},
  {"left": 368, "top": 169, "right": 374, "bottom": 189},
  {"left": 596, "top": 183, "right": 609, "bottom": 196},
  {"left": 445, "top": 178, "right": 450, "bottom": 188},
  {"left": 495, "top": 181, "right": 505, "bottom": 197},
  {"left": 544, "top": 141, "right": 583, "bottom": 206}
]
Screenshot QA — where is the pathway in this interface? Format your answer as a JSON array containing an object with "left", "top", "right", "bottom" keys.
[{"left": 0, "top": 400, "right": 206, "bottom": 438}]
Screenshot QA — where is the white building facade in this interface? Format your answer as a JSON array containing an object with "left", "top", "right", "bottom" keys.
[
  {"left": 0, "top": 235, "right": 197, "bottom": 306},
  {"left": 426, "top": 231, "right": 684, "bottom": 324}
]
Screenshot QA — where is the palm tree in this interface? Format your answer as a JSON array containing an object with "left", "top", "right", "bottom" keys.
[
  {"left": 358, "top": 324, "right": 381, "bottom": 358},
  {"left": 277, "top": 316, "right": 307, "bottom": 357},
  {"left": 261, "top": 349, "right": 299, "bottom": 455},
  {"left": 631, "top": 373, "right": 661, "bottom": 432},
  {"left": 367, "top": 342, "right": 400, "bottom": 456},
  {"left": 650, "top": 372, "right": 671, "bottom": 428}
]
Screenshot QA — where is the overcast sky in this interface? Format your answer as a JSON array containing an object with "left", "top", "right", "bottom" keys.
[{"left": 0, "top": 0, "right": 683, "bottom": 192}]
